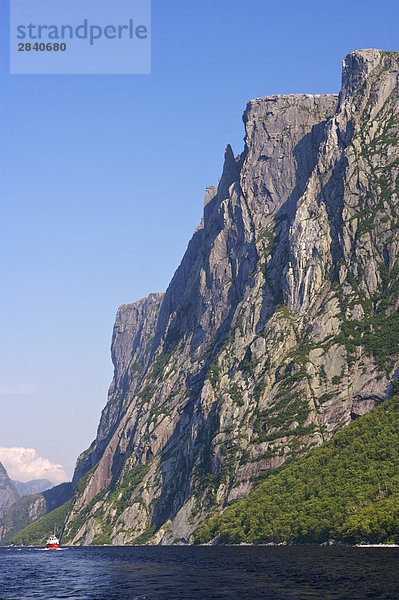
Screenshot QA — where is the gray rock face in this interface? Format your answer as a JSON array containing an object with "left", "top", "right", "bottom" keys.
[
  {"left": 63, "top": 50, "right": 399, "bottom": 546},
  {"left": 73, "top": 292, "right": 164, "bottom": 486},
  {"left": 0, "top": 462, "right": 19, "bottom": 514}
]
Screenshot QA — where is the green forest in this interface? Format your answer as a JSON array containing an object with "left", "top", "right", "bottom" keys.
[
  {"left": 9, "top": 501, "right": 71, "bottom": 546},
  {"left": 195, "top": 389, "right": 399, "bottom": 545},
  {"left": 0, "top": 494, "right": 46, "bottom": 544}
]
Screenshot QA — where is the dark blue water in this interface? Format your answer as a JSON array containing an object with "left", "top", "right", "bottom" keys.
[{"left": 0, "top": 546, "right": 398, "bottom": 599}]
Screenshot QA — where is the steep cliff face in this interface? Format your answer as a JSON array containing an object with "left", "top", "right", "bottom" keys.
[
  {"left": 0, "top": 462, "right": 19, "bottom": 514},
  {"left": 73, "top": 293, "right": 164, "bottom": 486},
  {"left": 63, "top": 49, "right": 399, "bottom": 546}
]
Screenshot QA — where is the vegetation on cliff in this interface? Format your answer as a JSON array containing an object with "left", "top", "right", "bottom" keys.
[
  {"left": 9, "top": 501, "right": 71, "bottom": 546},
  {"left": 0, "top": 494, "right": 44, "bottom": 544},
  {"left": 195, "top": 387, "right": 399, "bottom": 545},
  {"left": 0, "top": 482, "right": 73, "bottom": 545}
]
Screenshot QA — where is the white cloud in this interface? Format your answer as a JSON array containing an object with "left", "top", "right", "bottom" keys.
[{"left": 0, "top": 447, "right": 68, "bottom": 484}]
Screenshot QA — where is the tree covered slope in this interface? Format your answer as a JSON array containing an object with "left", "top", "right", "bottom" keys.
[
  {"left": 9, "top": 501, "right": 72, "bottom": 546},
  {"left": 195, "top": 387, "right": 399, "bottom": 545}
]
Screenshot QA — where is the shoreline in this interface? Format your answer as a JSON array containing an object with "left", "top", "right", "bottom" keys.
[{"left": 2, "top": 542, "right": 399, "bottom": 549}]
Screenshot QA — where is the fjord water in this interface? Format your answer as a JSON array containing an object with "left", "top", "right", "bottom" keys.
[{"left": 0, "top": 546, "right": 398, "bottom": 599}]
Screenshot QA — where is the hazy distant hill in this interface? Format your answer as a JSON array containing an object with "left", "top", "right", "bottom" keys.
[{"left": 13, "top": 479, "right": 54, "bottom": 496}]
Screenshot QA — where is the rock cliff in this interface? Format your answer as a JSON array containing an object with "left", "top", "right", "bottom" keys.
[
  {"left": 0, "top": 462, "right": 19, "bottom": 514},
  {"left": 62, "top": 49, "right": 399, "bottom": 546}
]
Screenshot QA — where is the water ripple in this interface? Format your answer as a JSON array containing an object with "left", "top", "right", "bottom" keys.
[{"left": 0, "top": 546, "right": 398, "bottom": 599}]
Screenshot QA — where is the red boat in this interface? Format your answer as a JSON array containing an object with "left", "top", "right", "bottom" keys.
[{"left": 46, "top": 534, "right": 60, "bottom": 550}]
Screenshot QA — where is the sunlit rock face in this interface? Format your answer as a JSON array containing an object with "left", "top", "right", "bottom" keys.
[{"left": 63, "top": 50, "right": 399, "bottom": 546}]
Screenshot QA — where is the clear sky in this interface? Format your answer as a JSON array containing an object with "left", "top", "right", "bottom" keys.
[{"left": 1, "top": 0, "right": 398, "bottom": 481}]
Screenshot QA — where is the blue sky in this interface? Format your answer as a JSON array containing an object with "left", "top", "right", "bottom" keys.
[{"left": 1, "top": 0, "right": 398, "bottom": 480}]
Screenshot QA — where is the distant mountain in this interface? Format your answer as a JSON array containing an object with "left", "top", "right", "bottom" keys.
[
  {"left": 0, "top": 462, "right": 19, "bottom": 514},
  {"left": 0, "top": 482, "right": 73, "bottom": 544},
  {"left": 13, "top": 479, "right": 54, "bottom": 496}
]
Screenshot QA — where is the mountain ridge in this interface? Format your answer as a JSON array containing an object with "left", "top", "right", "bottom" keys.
[
  {"left": 9, "top": 48, "right": 399, "bottom": 546},
  {"left": 13, "top": 479, "right": 54, "bottom": 496}
]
